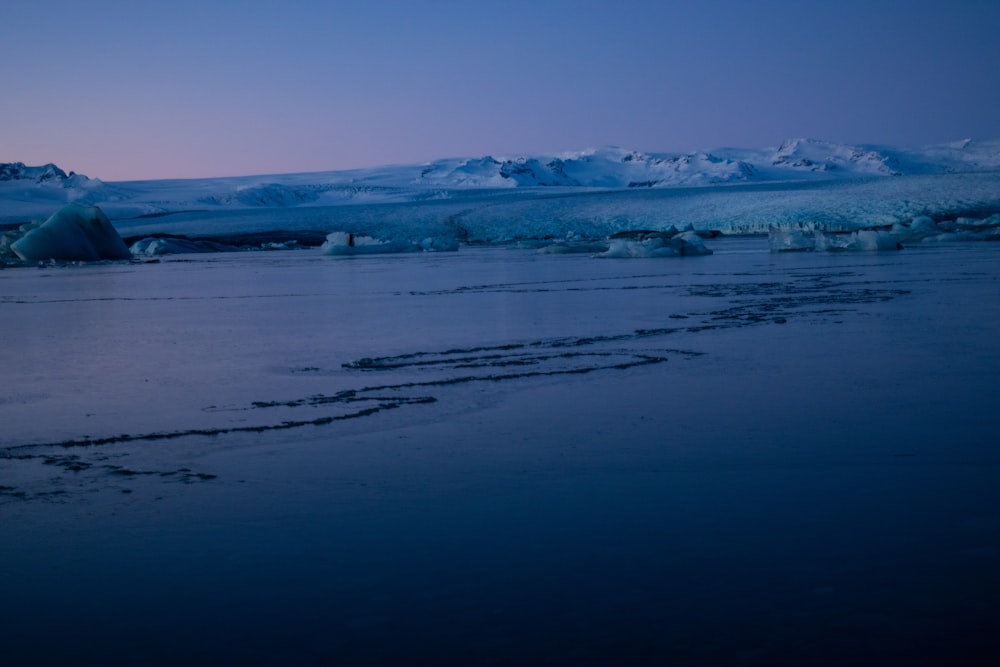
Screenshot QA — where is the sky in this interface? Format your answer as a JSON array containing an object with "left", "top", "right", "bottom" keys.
[{"left": 2, "top": 0, "right": 999, "bottom": 181}]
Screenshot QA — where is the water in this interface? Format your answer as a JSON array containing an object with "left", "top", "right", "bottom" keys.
[{"left": 2, "top": 239, "right": 999, "bottom": 665}]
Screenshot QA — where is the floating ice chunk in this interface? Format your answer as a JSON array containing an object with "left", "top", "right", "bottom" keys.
[
  {"left": 537, "top": 240, "right": 610, "bottom": 254},
  {"left": 320, "top": 231, "right": 457, "bottom": 255},
  {"left": 596, "top": 230, "right": 712, "bottom": 258},
  {"left": 772, "top": 212, "right": 1000, "bottom": 251},
  {"left": 769, "top": 225, "right": 901, "bottom": 252},
  {"left": 908, "top": 216, "right": 942, "bottom": 235},
  {"left": 321, "top": 232, "right": 403, "bottom": 255},
  {"left": 0, "top": 231, "right": 19, "bottom": 257},
  {"left": 948, "top": 214, "right": 1000, "bottom": 237},
  {"left": 890, "top": 216, "right": 945, "bottom": 243},
  {"left": 129, "top": 237, "right": 230, "bottom": 256},
  {"left": 10, "top": 204, "right": 130, "bottom": 261},
  {"left": 816, "top": 229, "right": 900, "bottom": 251},
  {"left": 916, "top": 222, "right": 1000, "bottom": 242},
  {"left": 416, "top": 236, "right": 459, "bottom": 252},
  {"left": 130, "top": 238, "right": 170, "bottom": 256},
  {"left": 890, "top": 215, "right": 999, "bottom": 243},
  {"left": 768, "top": 227, "right": 817, "bottom": 252}
]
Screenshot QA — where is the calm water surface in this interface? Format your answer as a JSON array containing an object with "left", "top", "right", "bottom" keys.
[{"left": 2, "top": 240, "right": 999, "bottom": 665}]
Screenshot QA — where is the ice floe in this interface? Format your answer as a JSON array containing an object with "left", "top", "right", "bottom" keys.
[
  {"left": 596, "top": 229, "right": 713, "bottom": 258},
  {"left": 769, "top": 214, "right": 1000, "bottom": 251},
  {"left": 320, "top": 231, "right": 458, "bottom": 255},
  {"left": 129, "top": 236, "right": 237, "bottom": 256}
]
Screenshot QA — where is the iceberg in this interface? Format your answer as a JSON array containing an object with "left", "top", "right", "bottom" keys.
[
  {"left": 595, "top": 230, "right": 713, "bottom": 258},
  {"left": 769, "top": 224, "right": 901, "bottom": 252},
  {"left": 769, "top": 213, "right": 1000, "bottom": 251},
  {"left": 320, "top": 231, "right": 458, "bottom": 255},
  {"left": 537, "top": 240, "right": 611, "bottom": 254},
  {"left": 129, "top": 236, "right": 237, "bottom": 256},
  {"left": 10, "top": 204, "right": 130, "bottom": 261}
]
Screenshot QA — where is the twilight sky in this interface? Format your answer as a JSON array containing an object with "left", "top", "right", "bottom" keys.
[{"left": 2, "top": 0, "right": 999, "bottom": 181}]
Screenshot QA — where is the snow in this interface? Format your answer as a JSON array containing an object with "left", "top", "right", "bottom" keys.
[
  {"left": 3, "top": 137, "right": 1000, "bottom": 227},
  {"left": 8, "top": 204, "right": 131, "bottom": 261},
  {"left": 765, "top": 138, "right": 898, "bottom": 175},
  {"left": 2, "top": 139, "right": 1000, "bottom": 264}
]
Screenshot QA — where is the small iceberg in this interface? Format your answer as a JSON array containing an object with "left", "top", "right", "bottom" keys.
[
  {"left": 595, "top": 229, "right": 713, "bottom": 258},
  {"left": 769, "top": 224, "right": 901, "bottom": 252},
  {"left": 129, "top": 236, "right": 237, "bottom": 256},
  {"left": 320, "top": 231, "right": 458, "bottom": 255},
  {"left": 537, "top": 241, "right": 611, "bottom": 254},
  {"left": 768, "top": 214, "right": 1000, "bottom": 252},
  {"left": 10, "top": 204, "right": 131, "bottom": 261},
  {"left": 895, "top": 215, "right": 1000, "bottom": 243}
]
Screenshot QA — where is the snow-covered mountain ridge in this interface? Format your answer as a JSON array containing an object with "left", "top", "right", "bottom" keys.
[
  {"left": 409, "top": 138, "right": 1000, "bottom": 189},
  {"left": 2, "top": 138, "right": 999, "bottom": 226},
  {"left": 0, "top": 161, "right": 98, "bottom": 187}
]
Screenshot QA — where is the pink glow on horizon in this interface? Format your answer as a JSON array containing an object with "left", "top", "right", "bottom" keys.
[{"left": 3, "top": 0, "right": 1000, "bottom": 181}]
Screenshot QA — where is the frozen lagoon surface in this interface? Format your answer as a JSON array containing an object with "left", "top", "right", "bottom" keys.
[{"left": 2, "top": 239, "right": 1000, "bottom": 665}]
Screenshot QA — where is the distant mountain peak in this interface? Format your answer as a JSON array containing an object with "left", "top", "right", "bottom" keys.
[
  {"left": 768, "top": 139, "right": 898, "bottom": 175},
  {"left": 0, "top": 161, "right": 96, "bottom": 186}
]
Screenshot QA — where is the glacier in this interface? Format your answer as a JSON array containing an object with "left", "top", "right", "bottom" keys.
[{"left": 2, "top": 138, "right": 1000, "bottom": 262}]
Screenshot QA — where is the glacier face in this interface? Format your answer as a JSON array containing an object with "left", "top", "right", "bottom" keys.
[{"left": 98, "top": 172, "right": 1000, "bottom": 251}]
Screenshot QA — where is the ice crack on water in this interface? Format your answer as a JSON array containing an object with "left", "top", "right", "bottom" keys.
[{"left": 0, "top": 268, "right": 913, "bottom": 502}]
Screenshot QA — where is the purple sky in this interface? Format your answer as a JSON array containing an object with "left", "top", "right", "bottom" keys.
[{"left": 3, "top": 0, "right": 999, "bottom": 181}]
